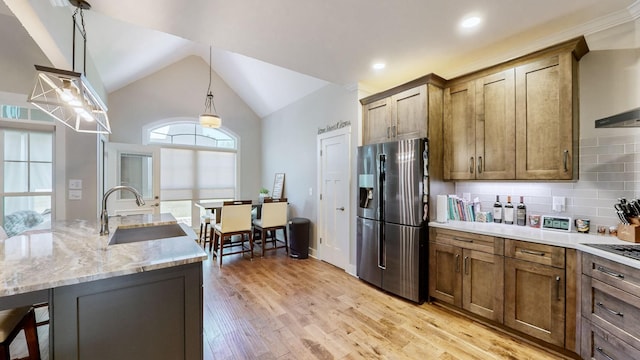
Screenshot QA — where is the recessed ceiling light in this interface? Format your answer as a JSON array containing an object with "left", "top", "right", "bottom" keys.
[
  {"left": 372, "top": 63, "right": 386, "bottom": 70},
  {"left": 461, "top": 16, "right": 482, "bottom": 28}
]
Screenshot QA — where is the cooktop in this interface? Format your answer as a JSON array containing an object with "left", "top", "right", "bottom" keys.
[{"left": 584, "top": 243, "right": 640, "bottom": 261}]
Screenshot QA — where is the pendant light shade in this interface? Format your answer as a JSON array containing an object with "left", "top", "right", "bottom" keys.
[
  {"left": 29, "top": 65, "right": 110, "bottom": 134},
  {"left": 200, "top": 112, "right": 222, "bottom": 128},
  {"left": 200, "top": 46, "right": 222, "bottom": 128},
  {"left": 28, "top": 0, "right": 111, "bottom": 134}
]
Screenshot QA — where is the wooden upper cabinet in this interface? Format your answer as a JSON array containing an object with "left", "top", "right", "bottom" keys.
[
  {"left": 361, "top": 74, "right": 445, "bottom": 145},
  {"left": 362, "top": 84, "right": 426, "bottom": 144},
  {"left": 444, "top": 81, "right": 476, "bottom": 180},
  {"left": 392, "top": 85, "right": 427, "bottom": 141},
  {"left": 515, "top": 54, "right": 577, "bottom": 180},
  {"left": 475, "top": 70, "right": 516, "bottom": 179},
  {"left": 443, "top": 36, "right": 586, "bottom": 181},
  {"left": 363, "top": 98, "right": 392, "bottom": 144},
  {"left": 444, "top": 69, "right": 515, "bottom": 180}
]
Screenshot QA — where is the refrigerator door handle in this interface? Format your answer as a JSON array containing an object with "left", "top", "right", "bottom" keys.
[
  {"left": 377, "top": 221, "right": 385, "bottom": 270},
  {"left": 378, "top": 153, "right": 386, "bottom": 270}
]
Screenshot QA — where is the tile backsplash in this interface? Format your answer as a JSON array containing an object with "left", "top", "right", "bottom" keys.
[{"left": 454, "top": 134, "right": 640, "bottom": 230}]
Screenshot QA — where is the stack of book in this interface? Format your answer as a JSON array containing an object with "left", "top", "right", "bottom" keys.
[{"left": 447, "top": 195, "right": 479, "bottom": 222}]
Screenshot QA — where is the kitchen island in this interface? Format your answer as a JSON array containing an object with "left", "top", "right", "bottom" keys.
[{"left": 0, "top": 213, "right": 207, "bottom": 360}]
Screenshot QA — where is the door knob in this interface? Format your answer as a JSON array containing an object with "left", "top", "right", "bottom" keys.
[{"left": 336, "top": 207, "right": 345, "bottom": 211}]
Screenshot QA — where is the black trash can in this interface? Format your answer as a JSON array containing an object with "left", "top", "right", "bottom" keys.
[{"left": 288, "top": 217, "right": 310, "bottom": 259}]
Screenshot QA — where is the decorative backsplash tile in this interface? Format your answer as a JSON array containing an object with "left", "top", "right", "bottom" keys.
[{"left": 454, "top": 134, "right": 640, "bottom": 230}]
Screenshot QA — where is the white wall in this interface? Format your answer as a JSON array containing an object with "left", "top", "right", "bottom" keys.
[
  {"left": 107, "top": 55, "right": 262, "bottom": 200},
  {"left": 454, "top": 49, "right": 640, "bottom": 232},
  {"left": 261, "top": 84, "right": 358, "bottom": 258}
]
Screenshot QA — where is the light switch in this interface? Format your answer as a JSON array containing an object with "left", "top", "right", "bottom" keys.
[
  {"left": 309, "top": 187, "right": 313, "bottom": 196},
  {"left": 69, "top": 179, "right": 82, "bottom": 189}
]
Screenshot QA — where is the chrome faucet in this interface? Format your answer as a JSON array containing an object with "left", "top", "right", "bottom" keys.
[{"left": 100, "top": 185, "right": 146, "bottom": 235}]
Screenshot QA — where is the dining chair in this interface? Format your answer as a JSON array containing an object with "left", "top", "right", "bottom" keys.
[
  {"left": 252, "top": 198, "right": 289, "bottom": 257},
  {"left": 211, "top": 200, "right": 253, "bottom": 266},
  {"left": 0, "top": 306, "right": 41, "bottom": 360}
]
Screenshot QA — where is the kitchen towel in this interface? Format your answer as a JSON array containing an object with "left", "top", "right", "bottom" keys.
[{"left": 436, "top": 195, "right": 448, "bottom": 223}]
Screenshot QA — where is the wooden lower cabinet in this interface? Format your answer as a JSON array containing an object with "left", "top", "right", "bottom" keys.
[
  {"left": 429, "top": 229, "right": 504, "bottom": 323},
  {"left": 504, "top": 257, "right": 566, "bottom": 347},
  {"left": 429, "top": 229, "right": 581, "bottom": 355},
  {"left": 581, "top": 253, "right": 640, "bottom": 359},
  {"left": 581, "top": 319, "right": 640, "bottom": 360}
]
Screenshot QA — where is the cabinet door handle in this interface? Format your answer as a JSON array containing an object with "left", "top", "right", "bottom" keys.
[
  {"left": 392, "top": 125, "right": 397, "bottom": 138},
  {"left": 455, "top": 254, "right": 460, "bottom": 273},
  {"left": 555, "top": 276, "right": 561, "bottom": 301},
  {"left": 596, "top": 266, "right": 625, "bottom": 279},
  {"left": 469, "top": 157, "right": 474, "bottom": 174},
  {"left": 477, "top": 156, "right": 483, "bottom": 174},
  {"left": 597, "top": 302, "right": 624, "bottom": 317},
  {"left": 464, "top": 256, "right": 469, "bottom": 275},
  {"left": 520, "top": 249, "right": 545, "bottom": 257},
  {"left": 563, "top": 150, "right": 569, "bottom": 173},
  {"left": 387, "top": 127, "right": 391, "bottom": 138},
  {"left": 596, "top": 347, "right": 615, "bottom": 360},
  {"left": 453, "top": 237, "right": 473, "bottom": 243}
]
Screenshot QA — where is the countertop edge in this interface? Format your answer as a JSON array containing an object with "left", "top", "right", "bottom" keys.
[{"left": 429, "top": 220, "right": 640, "bottom": 269}]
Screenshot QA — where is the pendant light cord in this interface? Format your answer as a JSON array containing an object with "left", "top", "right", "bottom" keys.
[
  {"left": 72, "top": 7, "right": 88, "bottom": 75},
  {"left": 204, "top": 46, "right": 218, "bottom": 114}
]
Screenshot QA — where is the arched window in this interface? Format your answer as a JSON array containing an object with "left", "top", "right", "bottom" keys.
[
  {"left": 145, "top": 120, "right": 239, "bottom": 226},
  {"left": 148, "top": 122, "right": 236, "bottom": 149}
]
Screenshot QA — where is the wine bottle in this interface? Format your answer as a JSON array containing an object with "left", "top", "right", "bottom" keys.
[
  {"left": 493, "top": 195, "right": 503, "bottom": 223},
  {"left": 504, "top": 196, "right": 514, "bottom": 224},
  {"left": 516, "top": 196, "right": 527, "bottom": 226}
]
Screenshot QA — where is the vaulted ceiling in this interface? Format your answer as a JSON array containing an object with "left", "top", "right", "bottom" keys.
[{"left": 3, "top": 0, "right": 640, "bottom": 117}]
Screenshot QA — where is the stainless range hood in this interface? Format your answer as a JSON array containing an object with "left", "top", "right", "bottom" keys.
[{"left": 595, "top": 108, "right": 640, "bottom": 128}]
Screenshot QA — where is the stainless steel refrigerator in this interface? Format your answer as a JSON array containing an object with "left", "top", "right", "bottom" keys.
[{"left": 356, "top": 138, "right": 428, "bottom": 303}]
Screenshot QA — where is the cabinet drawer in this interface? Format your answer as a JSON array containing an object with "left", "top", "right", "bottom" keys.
[
  {"left": 582, "top": 253, "right": 640, "bottom": 298},
  {"left": 582, "top": 275, "right": 640, "bottom": 345},
  {"left": 581, "top": 318, "right": 640, "bottom": 360},
  {"left": 505, "top": 239, "right": 564, "bottom": 268},
  {"left": 435, "top": 229, "right": 503, "bottom": 255}
]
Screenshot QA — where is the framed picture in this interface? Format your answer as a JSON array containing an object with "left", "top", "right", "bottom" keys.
[{"left": 272, "top": 173, "right": 285, "bottom": 199}]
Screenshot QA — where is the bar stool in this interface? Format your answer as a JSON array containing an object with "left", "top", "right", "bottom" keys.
[
  {"left": 0, "top": 306, "right": 41, "bottom": 360},
  {"left": 199, "top": 214, "right": 212, "bottom": 248}
]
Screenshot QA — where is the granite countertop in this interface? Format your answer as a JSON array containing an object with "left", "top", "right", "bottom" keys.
[
  {"left": 0, "top": 213, "right": 208, "bottom": 297},
  {"left": 429, "top": 220, "right": 640, "bottom": 269}
]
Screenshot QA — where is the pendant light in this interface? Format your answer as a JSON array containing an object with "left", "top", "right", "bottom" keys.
[
  {"left": 199, "top": 46, "right": 222, "bottom": 128},
  {"left": 28, "top": 0, "right": 111, "bottom": 134}
]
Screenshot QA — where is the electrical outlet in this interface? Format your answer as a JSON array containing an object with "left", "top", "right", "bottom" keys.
[
  {"left": 552, "top": 196, "right": 566, "bottom": 212},
  {"left": 309, "top": 187, "right": 313, "bottom": 196}
]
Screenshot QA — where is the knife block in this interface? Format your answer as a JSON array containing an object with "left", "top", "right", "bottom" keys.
[{"left": 617, "top": 223, "right": 640, "bottom": 242}]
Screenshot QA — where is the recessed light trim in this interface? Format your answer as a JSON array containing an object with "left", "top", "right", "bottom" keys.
[{"left": 372, "top": 63, "right": 386, "bottom": 70}]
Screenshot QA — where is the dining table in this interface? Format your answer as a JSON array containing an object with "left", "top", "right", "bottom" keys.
[{"left": 195, "top": 200, "right": 263, "bottom": 223}]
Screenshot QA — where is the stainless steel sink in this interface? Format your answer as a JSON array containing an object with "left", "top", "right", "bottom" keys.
[{"left": 108, "top": 223, "right": 187, "bottom": 245}]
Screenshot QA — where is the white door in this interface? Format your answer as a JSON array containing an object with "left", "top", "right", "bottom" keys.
[
  {"left": 105, "top": 142, "right": 160, "bottom": 216},
  {"left": 317, "top": 127, "right": 350, "bottom": 269}
]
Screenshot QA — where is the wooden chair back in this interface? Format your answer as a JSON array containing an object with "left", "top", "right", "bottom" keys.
[{"left": 220, "top": 201, "right": 252, "bottom": 232}]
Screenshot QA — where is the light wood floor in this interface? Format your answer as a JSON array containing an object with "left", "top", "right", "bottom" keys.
[
  {"left": 202, "top": 250, "right": 566, "bottom": 360},
  {"left": 10, "top": 247, "right": 567, "bottom": 360}
]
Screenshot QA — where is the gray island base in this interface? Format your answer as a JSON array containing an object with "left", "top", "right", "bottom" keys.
[{"left": 0, "top": 214, "right": 206, "bottom": 360}]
